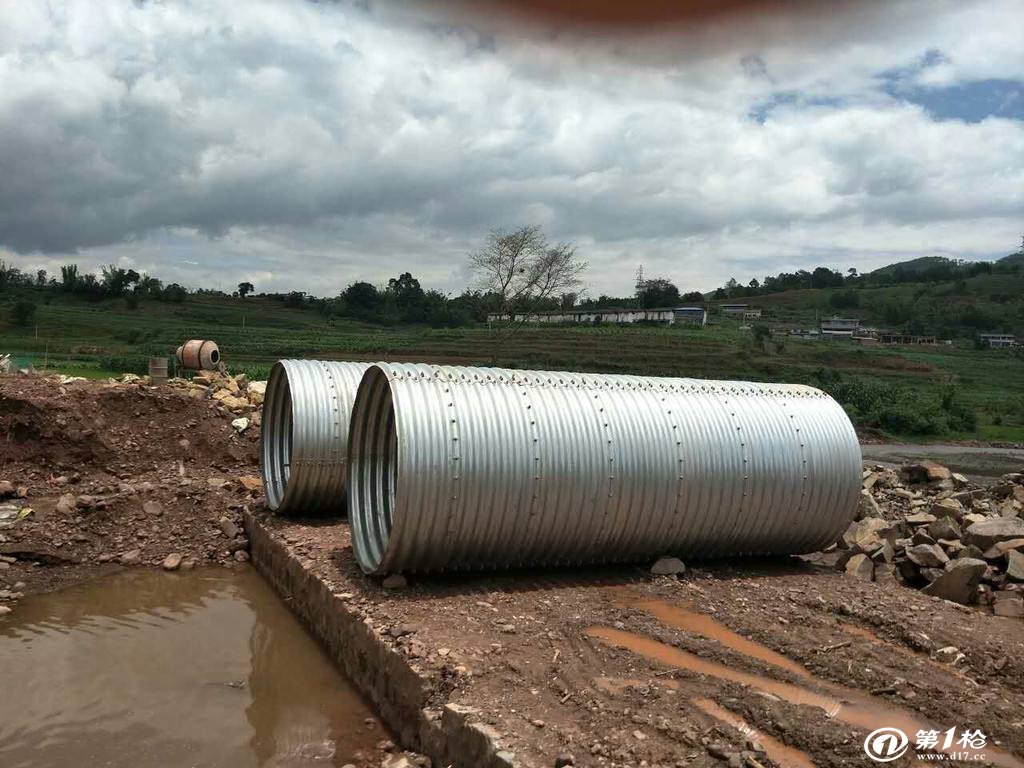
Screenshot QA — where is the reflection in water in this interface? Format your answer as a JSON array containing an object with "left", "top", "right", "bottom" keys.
[{"left": 0, "top": 568, "right": 384, "bottom": 768}]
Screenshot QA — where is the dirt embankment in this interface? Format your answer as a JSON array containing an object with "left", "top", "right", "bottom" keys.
[{"left": 0, "top": 374, "right": 261, "bottom": 599}]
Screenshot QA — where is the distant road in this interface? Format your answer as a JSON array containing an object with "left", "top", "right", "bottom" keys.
[{"left": 861, "top": 442, "right": 1024, "bottom": 479}]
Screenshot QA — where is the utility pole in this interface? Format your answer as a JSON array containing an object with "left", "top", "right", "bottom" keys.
[{"left": 635, "top": 265, "right": 645, "bottom": 307}]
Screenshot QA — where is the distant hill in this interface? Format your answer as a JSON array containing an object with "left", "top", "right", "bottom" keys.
[
  {"left": 997, "top": 250, "right": 1024, "bottom": 268},
  {"left": 866, "top": 256, "right": 963, "bottom": 280}
]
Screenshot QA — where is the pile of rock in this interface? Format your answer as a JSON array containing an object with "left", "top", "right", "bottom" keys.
[
  {"left": 174, "top": 371, "right": 267, "bottom": 431},
  {"left": 114, "top": 370, "right": 267, "bottom": 428},
  {"left": 816, "top": 461, "right": 1024, "bottom": 618}
]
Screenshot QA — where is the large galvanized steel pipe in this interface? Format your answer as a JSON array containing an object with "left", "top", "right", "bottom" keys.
[
  {"left": 261, "top": 360, "right": 370, "bottom": 514},
  {"left": 348, "top": 363, "right": 861, "bottom": 575}
]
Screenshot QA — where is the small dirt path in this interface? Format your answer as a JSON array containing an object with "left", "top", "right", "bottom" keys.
[{"left": 861, "top": 442, "right": 1024, "bottom": 480}]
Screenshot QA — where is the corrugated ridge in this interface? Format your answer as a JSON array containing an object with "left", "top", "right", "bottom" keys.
[
  {"left": 260, "top": 359, "right": 371, "bottom": 514},
  {"left": 348, "top": 363, "right": 862, "bottom": 575}
]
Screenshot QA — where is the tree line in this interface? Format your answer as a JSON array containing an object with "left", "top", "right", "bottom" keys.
[
  {"left": 0, "top": 225, "right": 585, "bottom": 329},
  {"left": 0, "top": 262, "right": 188, "bottom": 304},
  {"left": 708, "top": 256, "right": 1018, "bottom": 302},
  {"left": 0, "top": 258, "right": 492, "bottom": 327},
  {"left": 3, "top": 233, "right": 1021, "bottom": 332}
]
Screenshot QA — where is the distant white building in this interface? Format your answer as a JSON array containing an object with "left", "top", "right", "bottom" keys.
[
  {"left": 979, "top": 333, "right": 1016, "bottom": 349},
  {"left": 487, "top": 306, "right": 707, "bottom": 327},
  {"left": 820, "top": 317, "right": 861, "bottom": 337}
]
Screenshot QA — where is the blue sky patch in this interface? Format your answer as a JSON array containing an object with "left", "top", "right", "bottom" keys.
[
  {"left": 877, "top": 49, "right": 1023, "bottom": 122},
  {"left": 885, "top": 77, "right": 1024, "bottom": 122}
]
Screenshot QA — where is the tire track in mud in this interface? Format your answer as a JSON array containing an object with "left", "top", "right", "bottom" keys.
[{"left": 588, "top": 594, "right": 1024, "bottom": 768}]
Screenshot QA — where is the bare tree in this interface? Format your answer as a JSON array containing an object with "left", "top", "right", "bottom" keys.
[{"left": 468, "top": 225, "right": 586, "bottom": 338}]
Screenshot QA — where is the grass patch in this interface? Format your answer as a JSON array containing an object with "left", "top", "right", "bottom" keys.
[{"left": 2, "top": 293, "right": 1022, "bottom": 442}]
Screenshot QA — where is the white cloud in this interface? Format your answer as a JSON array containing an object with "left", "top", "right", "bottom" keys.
[{"left": 0, "top": 0, "right": 1021, "bottom": 297}]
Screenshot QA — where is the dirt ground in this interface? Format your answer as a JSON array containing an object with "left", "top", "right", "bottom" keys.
[
  {"left": 860, "top": 443, "right": 1024, "bottom": 480},
  {"left": 3, "top": 374, "right": 1024, "bottom": 768},
  {"left": 259, "top": 515, "right": 1024, "bottom": 768},
  {"left": 0, "top": 374, "right": 260, "bottom": 596}
]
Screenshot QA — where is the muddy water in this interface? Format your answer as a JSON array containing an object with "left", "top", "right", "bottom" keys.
[
  {"left": 0, "top": 568, "right": 385, "bottom": 768},
  {"left": 631, "top": 596, "right": 812, "bottom": 680}
]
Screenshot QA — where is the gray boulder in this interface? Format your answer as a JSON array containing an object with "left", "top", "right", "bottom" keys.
[
  {"left": 921, "top": 558, "right": 987, "bottom": 605},
  {"left": 964, "top": 518, "right": 1024, "bottom": 550},
  {"left": 906, "top": 543, "right": 949, "bottom": 568}
]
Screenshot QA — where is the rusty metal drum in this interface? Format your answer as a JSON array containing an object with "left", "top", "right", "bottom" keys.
[{"left": 176, "top": 340, "right": 220, "bottom": 370}]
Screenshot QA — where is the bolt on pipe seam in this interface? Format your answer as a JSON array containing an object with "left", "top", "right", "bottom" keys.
[
  {"left": 348, "top": 362, "right": 862, "bottom": 575},
  {"left": 260, "top": 359, "right": 371, "bottom": 514}
]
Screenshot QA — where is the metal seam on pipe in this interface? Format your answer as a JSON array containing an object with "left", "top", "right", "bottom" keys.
[
  {"left": 260, "top": 359, "right": 371, "bottom": 514},
  {"left": 348, "top": 363, "right": 862, "bottom": 575}
]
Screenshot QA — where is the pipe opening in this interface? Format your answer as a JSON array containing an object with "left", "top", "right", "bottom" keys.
[
  {"left": 260, "top": 362, "right": 293, "bottom": 510},
  {"left": 209, "top": 348, "right": 220, "bottom": 365},
  {"left": 349, "top": 367, "right": 398, "bottom": 574}
]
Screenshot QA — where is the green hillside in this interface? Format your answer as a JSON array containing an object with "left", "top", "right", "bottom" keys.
[
  {"left": 707, "top": 251, "right": 1024, "bottom": 337},
  {"left": 2, "top": 248, "right": 1023, "bottom": 442},
  {"left": 737, "top": 270, "right": 1024, "bottom": 334},
  {"left": 1, "top": 289, "right": 1022, "bottom": 444},
  {"left": 866, "top": 255, "right": 961, "bottom": 281},
  {"left": 998, "top": 251, "right": 1024, "bottom": 268}
]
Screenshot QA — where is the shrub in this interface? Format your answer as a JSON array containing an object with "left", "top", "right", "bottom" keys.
[
  {"left": 10, "top": 301, "right": 36, "bottom": 326},
  {"left": 829, "top": 289, "right": 860, "bottom": 309},
  {"left": 97, "top": 354, "right": 150, "bottom": 376},
  {"left": 813, "top": 369, "right": 977, "bottom": 436}
]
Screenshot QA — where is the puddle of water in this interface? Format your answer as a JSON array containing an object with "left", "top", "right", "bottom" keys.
[
  {"left": 631, "top": 596, "right": 811, "bottom": 680},
  {"left": 587, "top": 627, "right": 1022, "bottom": 768},
  {"left": 692, "top": 697, "right": 816, "bottom": 768},
  {"left": 637, "top": 596, "right": 972, "bottom": 687},
  {"left": 0, "top": 568, "right": 386, "bottom": 768}
]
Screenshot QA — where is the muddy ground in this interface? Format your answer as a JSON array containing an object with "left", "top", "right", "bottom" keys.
[
  {"left": 260, "top": 515, "right": 1024, "bottom": 768},
  {"left": 0, "top": 374, "right": 260, "bottom": 595},
  {"left": 3, "top": 374, "right": 1023, "bottom": 768}
]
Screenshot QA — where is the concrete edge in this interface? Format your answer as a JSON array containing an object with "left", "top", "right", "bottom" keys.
[{"left": 243, "top": 510, "right": 516, "bottom": 768}]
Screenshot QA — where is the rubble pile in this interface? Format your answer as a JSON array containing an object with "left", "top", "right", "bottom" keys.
[
  {"left": 0, "top": 372, "right": 264, "bottom": 615},
  {"left": 112, "top": 369, "right": 267, "bottom": 429},
  {"left": 814, "top": 461, "right": 1024, "bottom": 618}
]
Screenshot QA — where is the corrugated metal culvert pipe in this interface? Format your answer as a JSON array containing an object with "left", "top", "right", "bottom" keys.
[
  {"left": 348, "top": 363, "right": 862, "bottom": 575},
  {"left": 261, "top": 360, "right": 370, "bottom": 514}
]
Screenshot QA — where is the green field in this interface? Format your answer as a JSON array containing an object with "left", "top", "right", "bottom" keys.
[{"left": 3, "top": 293, "right": 1023, "bottom": 443}]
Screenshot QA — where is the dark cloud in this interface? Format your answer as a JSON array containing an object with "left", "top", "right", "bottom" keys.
[{"left": 0, "top": 0, "right": 1021, "bottom": 296}]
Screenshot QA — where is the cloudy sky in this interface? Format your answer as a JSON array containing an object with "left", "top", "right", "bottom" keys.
[{"left": 1, "top": 0, "right": 1022, "bottom": 298}]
